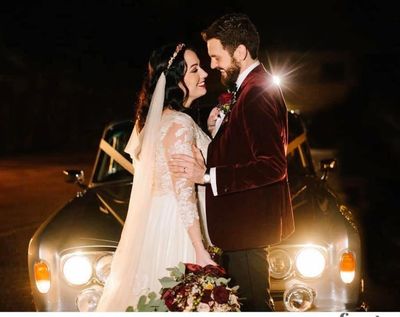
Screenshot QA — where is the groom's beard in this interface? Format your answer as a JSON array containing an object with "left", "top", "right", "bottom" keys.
[{"left": 220, "top": 58, "right": 240, "bottom": 88}]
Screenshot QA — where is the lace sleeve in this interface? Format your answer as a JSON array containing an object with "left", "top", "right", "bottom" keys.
[{"left": 163, "top": 118, "right": 199, "bottom": 228}]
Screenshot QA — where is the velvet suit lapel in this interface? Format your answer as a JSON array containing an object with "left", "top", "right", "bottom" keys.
[{"left": 213, "top": 64, "right": 267, "bottom": 139}]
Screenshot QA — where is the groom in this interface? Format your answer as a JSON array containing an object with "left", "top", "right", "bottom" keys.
[{"left": 169, "top": 13, "right": 294, "bottom": 311}]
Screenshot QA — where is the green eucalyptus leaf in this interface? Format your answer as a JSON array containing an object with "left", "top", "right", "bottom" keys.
[
  {"left": 178, "top": 262, "right": 186, "bottom": 274},
  {"left": 159, "top": 277, "right": 180, "bottom": 288},
  {"left": 216, "top": 277, "right": 229, "bottom": 286},
  {"left": 125, "top": 306, "right": 135, "bottom": 312}
]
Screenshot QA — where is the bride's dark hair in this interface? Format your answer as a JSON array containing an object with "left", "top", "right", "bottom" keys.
[{"left": 134, "top": 43, "right": 191, "bottom": 131}]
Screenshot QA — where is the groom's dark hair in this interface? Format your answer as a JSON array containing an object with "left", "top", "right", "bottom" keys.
[{"left": 201, "top": 13, "right": 259, "bottom": 59}]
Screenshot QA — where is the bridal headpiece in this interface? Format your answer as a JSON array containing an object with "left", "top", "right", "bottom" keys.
[{"left": 167, "top": 43, "right": 185, "bottom": 70}]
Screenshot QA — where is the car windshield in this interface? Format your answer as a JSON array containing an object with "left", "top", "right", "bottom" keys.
[
  {"left": 92, "top": 120, "right": 134, "bottom": 184},
  {"left": 91, "top": 112, "right": 314, "bottom": 186},
  {"left": 287, "top": 112, "right": 315, "bottom": 190}
]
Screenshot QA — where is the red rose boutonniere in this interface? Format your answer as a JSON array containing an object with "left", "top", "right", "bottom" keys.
[{"left": 217, "top": 89, "right": 237, "bottom": 116}]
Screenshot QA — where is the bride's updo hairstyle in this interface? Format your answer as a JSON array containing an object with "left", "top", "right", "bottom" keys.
[{"left": 135, "top": 43, "right": 190, "bottom": 131}]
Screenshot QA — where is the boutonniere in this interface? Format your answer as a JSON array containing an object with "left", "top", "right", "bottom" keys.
[{"left": 217, "top": 88, "right": 237, "bottom": 117}]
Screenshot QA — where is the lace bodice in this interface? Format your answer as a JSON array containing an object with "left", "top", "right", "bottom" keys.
[{"left": 154, "top": 110, "right": 210, "bottom": 228}]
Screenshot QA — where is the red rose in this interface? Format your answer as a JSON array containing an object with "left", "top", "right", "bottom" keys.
[
  {"left": 213, "top": 285, "right": 230, "bottom": 304},
  {"left": 201, "top": 289, "right": 213, "bottom": 303},
  {"left": 218, "top": 92, "right": 233, "bottom": 105},
  {"left": 203, "top": 265, "right": 226, "bottom": 277},
  {"left": 161, "top": 289, "right": 175, "bottom": 310},
  {"left": 185, "top": 263, "right": 202, "bottom": 274}
]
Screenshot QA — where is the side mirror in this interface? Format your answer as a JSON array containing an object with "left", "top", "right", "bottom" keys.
[
  {"left": 320, "top": 158, "right": 336, "bottom": 181},
  {"left": 63, "top": 169, "right": 87, "bottom": 189}
]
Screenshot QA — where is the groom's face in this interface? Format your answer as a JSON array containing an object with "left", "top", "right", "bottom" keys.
[{"left": 207, "top": 38, "right": 241, "bottom": 88}]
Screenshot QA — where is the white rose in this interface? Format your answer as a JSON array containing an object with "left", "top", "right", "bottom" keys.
[{"left": 197, "top": 303, "right": 210, "bottom": 312}]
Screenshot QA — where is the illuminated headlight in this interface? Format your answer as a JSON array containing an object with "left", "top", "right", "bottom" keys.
[
  {"left": 295, "top": 247, "right": 326, "bottom": 278},
  {"left": 284, "top": 284, "right": 315, "bottom": 312},
  {"left": 95, "top": 254, "right": 113, "bottom": 284},
  {"left": 76, "top": 285, "right": 103, "bottom": 312},
  {"left": 63, "top": 255, "right": 92, "bottom": 285},
  {"left": 268, "top": 249, "right": 293, "bottom": 279}
]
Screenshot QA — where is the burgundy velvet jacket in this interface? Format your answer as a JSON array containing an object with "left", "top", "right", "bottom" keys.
[{"left": 206, "top": 64, "right": 295, "bottom": 251}]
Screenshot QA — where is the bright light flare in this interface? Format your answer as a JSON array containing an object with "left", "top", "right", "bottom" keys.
[
  {"left": 63, "top": 255, "right": 92, "bottom": 285},
  {"left": 295, "top": 248, "right": 326, "bottom": 278},
  {"left": 272, "top": 75, "right": 281, "bottom": 86}
]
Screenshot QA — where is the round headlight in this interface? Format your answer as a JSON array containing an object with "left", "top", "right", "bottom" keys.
[
  {"left": 76, "top": 286, "right": 103, "bottom": 312},
  {"left": 268, "top": 249, "right": 293, "bottom": 279},
  {"left": 284, "top": 284, "right": 315, "bottom": 312},
  {"left": 63, "top": 255, "right": 93, "bottom": 285},
  {"left": 95, "top": 254, "right": 113, "bottom": 284},
  {"left": 295, "top": 247, "right": 326, "bottom": 278}
]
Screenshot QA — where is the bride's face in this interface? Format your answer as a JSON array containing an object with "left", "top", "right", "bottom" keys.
[{"left": 180, "top": 50, "right": 208, "bottom": 108}]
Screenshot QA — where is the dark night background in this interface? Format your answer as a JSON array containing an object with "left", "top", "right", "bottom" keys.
[{"left": 1, "top": 0, "right": 399, "bottom": 311}]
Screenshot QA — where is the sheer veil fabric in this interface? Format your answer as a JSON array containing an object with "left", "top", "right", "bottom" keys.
[{"left": 96, "top": 73, "right": 166, "bottom": 311}]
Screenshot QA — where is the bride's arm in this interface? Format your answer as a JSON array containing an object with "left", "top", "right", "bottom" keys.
[
  {"left": 187, "top": 219, "right": 216, "bottom": 267},
  {"left": 163, "top": 119, "right": 215, "bottom": 266}
]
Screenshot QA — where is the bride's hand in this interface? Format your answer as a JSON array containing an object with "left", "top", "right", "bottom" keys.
[{"left": 195, "top": 246, "right": 217, "bottom": 267}]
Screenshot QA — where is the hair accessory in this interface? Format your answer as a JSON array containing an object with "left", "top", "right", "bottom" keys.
[{"left": 166, "top": 43, "right": 186, "bottom": 70}]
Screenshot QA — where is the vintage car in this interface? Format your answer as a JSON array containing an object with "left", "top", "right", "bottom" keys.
[{"left": 28, "top": 111, "right": 365, "bottom": 312}]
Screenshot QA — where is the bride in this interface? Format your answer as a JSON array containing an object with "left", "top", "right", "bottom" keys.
[{"left": 96, "top": 43, "right": 216, "bottom": 311}]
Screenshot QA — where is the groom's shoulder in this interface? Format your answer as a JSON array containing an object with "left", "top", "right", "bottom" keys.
[
  {"left": 245, "top": 71, "right": 280, "bottom": 96},
  {"left": 240, "top": 76, "right": 283, "bottom": 110}
]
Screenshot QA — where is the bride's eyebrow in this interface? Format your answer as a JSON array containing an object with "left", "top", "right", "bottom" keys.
[{"left": 189, "top": 63, "right": 199, "bottom": 69}]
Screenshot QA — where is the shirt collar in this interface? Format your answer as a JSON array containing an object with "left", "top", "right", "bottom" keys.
[{"left": 236, "top": 60, "right": 260, "bottom": 90}]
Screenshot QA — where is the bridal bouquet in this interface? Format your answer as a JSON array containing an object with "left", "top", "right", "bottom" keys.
[{"left": 159, "top": 262, "right": 241, "bottom": 312}]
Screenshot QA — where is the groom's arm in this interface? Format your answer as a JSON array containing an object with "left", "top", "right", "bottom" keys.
[
  {"left": 169, "top": 154, "right": 219, "bottom": 195},
  {"left": 169, "top": 144, "right": 207, "bottom": 184},
  {"left": 169, "top": 87, "right": 287, "bottom": 196}
]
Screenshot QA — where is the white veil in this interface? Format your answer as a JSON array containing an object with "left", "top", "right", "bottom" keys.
[{"left": 96, "top": 73, "right": 166, "bottom": 311}]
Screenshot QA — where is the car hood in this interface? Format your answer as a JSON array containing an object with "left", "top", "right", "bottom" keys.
[
  {"left": 31, "top": 182, "right": 131, "bottom": 253},
  {"left": 285, "top": 177, "right": 358, "bottom": 245}
]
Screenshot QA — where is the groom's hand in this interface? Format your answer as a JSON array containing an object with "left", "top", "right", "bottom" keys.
[
  {"left": 169, "top": 145, "right": 206, "bottom": 184},
  {"left": 207, "top": 106, "right": 219, "bottom": 135}
]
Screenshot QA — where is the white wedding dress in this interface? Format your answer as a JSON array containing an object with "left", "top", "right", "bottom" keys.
[{"left": 96, "top": 110, "right": 211, "bottom": 311}]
